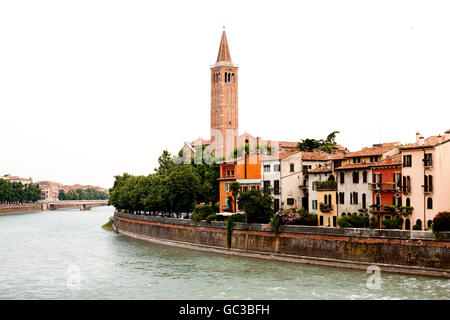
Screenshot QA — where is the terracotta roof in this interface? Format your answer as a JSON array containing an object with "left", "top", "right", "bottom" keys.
[
  {"left": 335, "top": 162, "right": 374, "bottom": 171},
  {"left": 216, "top": 30, "right": 232, "bottom": 62},
  {"left": 260, "top": 150, "right": 300, "bottom": 162},
  {"left": 346, "top": 142, "right": 400, "bottom": 157},
  {"left": 302, "top": 150, "right": 332, "bottom": 161},
  {"left": 402, "top": 135, "right": 450, "bottom": 150},
  {"left": 308, "top": 166, "right": 332, "bottom": 173},
  {"left": 371, "top": 153, "right": 402, "bottom": 167}
]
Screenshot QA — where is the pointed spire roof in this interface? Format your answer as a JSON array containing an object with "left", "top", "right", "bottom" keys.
[{"left": 216, "top": 30, "right": 232, "bottom": 63}]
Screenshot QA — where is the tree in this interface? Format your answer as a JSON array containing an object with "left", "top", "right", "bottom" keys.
[
  {"left": 58, "top": 189, "right": 66, "bottom": 200},
  {"left": 297, "top": 131, "right": 340, "bottom": 152},
  {"left": 237, "top": 189, "right": 273, "bottom": 223},
  {"left": 230, "top": 182, "right": 241, "bottom": 213}
]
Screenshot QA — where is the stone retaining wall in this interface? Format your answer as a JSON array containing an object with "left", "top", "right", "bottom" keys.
[
  {"left": 114, "top": 211, "right": 450, "bottom": 276},
  {"left": 0, "top": 203, "right": 42, "bottom": 215}
]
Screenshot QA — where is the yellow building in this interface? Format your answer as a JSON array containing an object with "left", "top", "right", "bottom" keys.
[{"left": 316, "top": 179, "right": 338, "bottom": 227}]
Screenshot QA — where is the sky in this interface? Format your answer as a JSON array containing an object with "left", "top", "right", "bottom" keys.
[{"left": 1, "top": 0, "right": 450, "bottom": 188}]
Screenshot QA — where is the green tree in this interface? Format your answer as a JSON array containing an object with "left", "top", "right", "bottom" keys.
[
  {"left": 237, "top": 189, "right": 273, "bottom": 223},
  {"left": 297, "top": 131, "right": 340, "bottom": 152}
]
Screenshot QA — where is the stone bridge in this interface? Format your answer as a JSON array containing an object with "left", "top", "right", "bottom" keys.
[{"left": 42, "top": 200, "right": 109, "bottom": 211}]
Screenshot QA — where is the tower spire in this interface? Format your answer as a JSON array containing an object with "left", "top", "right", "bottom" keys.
[{"left": 216, "top": 30, "right": 232, "bottom": 63}]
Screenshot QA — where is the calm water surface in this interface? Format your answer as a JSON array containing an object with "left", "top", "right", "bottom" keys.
[{"left": 0, "top": 206, "right": 448, "bottom": 300}]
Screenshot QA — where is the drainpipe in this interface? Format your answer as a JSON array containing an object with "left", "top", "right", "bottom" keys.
[{"left": 422, "top": 147, "right": 426, "bottom": 230}]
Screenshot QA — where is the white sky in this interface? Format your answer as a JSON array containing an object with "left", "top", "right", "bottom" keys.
[{"left": 1, "top": 0, "right": 450, "bottom": 188}]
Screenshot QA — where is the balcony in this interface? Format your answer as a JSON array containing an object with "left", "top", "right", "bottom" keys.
[
  {"left": 320, "top": 203, "right": 333, "bottom": 213},
  {"left": 370, "top": 182, "right": 401, "bottom": 192}
]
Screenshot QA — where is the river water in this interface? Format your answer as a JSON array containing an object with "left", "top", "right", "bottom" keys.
[{"left": 0, "top": 206, "right": 448, "bottom": 300}]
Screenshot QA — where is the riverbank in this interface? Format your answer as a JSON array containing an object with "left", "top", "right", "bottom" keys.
[
  {"left": 0, "top": 200, "right": 109, "bottom": 215},
  {"left": 0, "top": 203, "right": 42, "bottom": 215},
  {"left": 114, "top": 211, "right": 450, "bottom": 278}
]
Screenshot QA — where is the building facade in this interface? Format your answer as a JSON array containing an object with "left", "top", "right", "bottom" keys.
[{"left": 401, "top": 131, "right": 450, "bottom": 230}]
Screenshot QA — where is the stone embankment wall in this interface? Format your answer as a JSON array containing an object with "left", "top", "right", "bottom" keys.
[
  {"left": 0, "top": 203, "right": 42, "bottom": 215},
  {"left": 114, "top": 212, "right": 450, "bottom": 277}
]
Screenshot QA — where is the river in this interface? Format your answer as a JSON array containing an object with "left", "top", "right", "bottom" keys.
[{"left": 0, "top": 206, "right": 448, "bottom": 300}]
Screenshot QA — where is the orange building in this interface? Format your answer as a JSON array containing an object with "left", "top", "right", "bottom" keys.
[{"left": 218, "top": 154, "right": 262, "bottom": 213}]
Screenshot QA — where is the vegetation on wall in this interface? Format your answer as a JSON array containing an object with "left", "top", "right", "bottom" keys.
[
  {"left": 225, "top": 213, "right": 247, "bottom": 249},
  {"left": 0, "top": 179, "right": 41, "bottom": 204}
]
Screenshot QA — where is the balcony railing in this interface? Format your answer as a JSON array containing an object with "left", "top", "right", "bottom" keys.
[
  {"left": 370, "top": 182, "right": 401, "bottom": 192},
  {"left": 320, "top": 204, "right": 332, "bottom": 213}
]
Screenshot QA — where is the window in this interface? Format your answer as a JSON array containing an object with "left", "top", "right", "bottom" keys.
[
  {"left": 320, "top": 216, "right": 324, "bottom": 226},
  {"left": 427, "top": 220, "right": 433, "bottom": 229},
  {"left": 376, "top": 194, "right": 381, "bottom": 206},
  {"left": 287, "top": 198, "right": 295, "bottom": 205},
  {"left": 290, "top": 163, "right": 295, "bottom": 172},
  {"left": 312, "top": 200, "right": 317, "bottom": 210},
  {"left": 224, "top": 182, "right": 230, "bottom": 192},
  {"left": 363, "top": 171, "right": 367, "bottom": 183},
  {"left": 394, "top": 172, "right": 401, "bottom": 188},
  {"left": 340, "top": 172, "right": 345, "bottom": 184},
  {"left": 353, "top": 192, "right": 358, "bottom": 205},
  {"left": 263, "top": 165, "right": 271, "bottom": 173},
  {"left": 274, "top": 164, "right": 281, "bottom": 172},
  {"left": 427, "top": 197, "right": 433, "bottom": 209},
  {"left": 403, "top": 176, "right": 411, "bottom": 193},
  {"left": 424, "top": 175, "right": 433, "bottom": 193},
  {"left": 352, "top": 171, "right": 359, "bottom": 183},
  {"left": 406, "top": 198, "right": 410, "bottom": 206},
  {"left": 274, "top": 199, "right": 280, "bottom": 212},
  {"left": 353, "top": 157, "right": 361, "bottom": 164},
  {"left": 339, "top": 192, "right": 345, "bottom": 204},
  {"left": 274, "top": 180, "right": 280, "bottom": 194},
  {"left": 335, "top": 160, "right": 342, "bottom": 168},
  {"left": 403, "top": 155, "right": 412, "bottom": 167},
  {"left": 405, "top": 219, "right": 411, "bottom": 230},
  {"left": 362, "top": 193, "right": 366, "bottom": 209},
  {"left": 370, "top": 156, "right": 379, "bottom": 162},
  {"left": 424, "top": 153, "right": 432, "bottom": 167},
  {"left": 263, "top": 181, "right": 271, "bottom": 193}
]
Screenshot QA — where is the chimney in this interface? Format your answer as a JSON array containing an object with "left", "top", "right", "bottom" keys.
[
  {"left": 416, "top": 132, "right": 421, "bottom": 142},
  {"left": 444, "top": 130, "right": 450, "bottom": 141},
  {"left": 437, "top": 135, "right": 443, "bottom": 144},
  {"left": 256, "top": 137, "right": 261, "bottom": 155},
  {"left": 418, "top": 136, "right": 424, "bottom": 146}
]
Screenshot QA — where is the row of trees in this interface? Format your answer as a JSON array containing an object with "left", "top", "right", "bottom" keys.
[
  {"left": 58, "top": 188, "right": 109, "bottom": 201},
  {"left": 0, "top": 179, "right": 41, "bottom": 204},
  {"left": 109, "top": 150, "right": 220, "bottom": 216}
]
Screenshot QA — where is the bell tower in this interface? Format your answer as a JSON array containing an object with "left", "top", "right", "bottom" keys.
[{"left": 210, "top": 29, "right": 238, "bottom": 159}]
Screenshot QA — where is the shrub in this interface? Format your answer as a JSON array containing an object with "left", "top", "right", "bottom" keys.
[
  {"left": 413, "top": 221, "right": 422, "bottom": 230},
  {"left": 191, "top": 203, "right": 217, "bottom": 222},
  {"left": 314, "top": 180, "right": 337, "bottom": 190},
  {"left": 238, "top": 189, "right": 273, "bottom": 224},
  {"left": 431, "top": 212, "right": 450, "bottom": 232},
  {"left": 205, "top": 214, "right": 217, "bottom": 224},
  {"left": 337, "top": 214, "right": 369, "bottom": 228},
  {"left": 382, "top": 217, "right": 403, "bottom": 229}
]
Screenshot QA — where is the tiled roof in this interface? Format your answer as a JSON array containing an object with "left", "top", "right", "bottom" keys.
[
  {"left": 335, "top": 162, "right": 374, "bottom": 170},
  {"left": 346, "top": 142, "right": 400, "bottom": 157},
  {"left": 302, "top": 150, "right": 332, "bottom": 161},
  {"left": 402, "top": 135, "right": 450, "bottom": 150},
  {"left": 371, "top": 153, "right": 402, "bottom": 167},
  {"left": 308, "top": 166, "right": 332, "bottom": 173}
]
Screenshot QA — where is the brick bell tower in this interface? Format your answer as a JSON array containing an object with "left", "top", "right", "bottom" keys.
[{"left": 210, "top": 28, "right": 238, "bottom": 160}]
